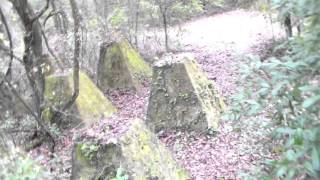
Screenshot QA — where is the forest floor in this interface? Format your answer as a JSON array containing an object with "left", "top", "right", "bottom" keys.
[
  {"left": 31, "top": 9, "right": 284, "bottom": 179},
  {"left": 161, "top": 10, "right": 283, "bottom": 179}
]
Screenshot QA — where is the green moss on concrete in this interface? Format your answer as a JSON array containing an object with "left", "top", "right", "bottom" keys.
[
  {"left": 44, "top": 71, "right": 117, "bottom": 126},
  {"left": 43, "top": 74, "right": 71, "bottom": 123},
  {"left": 71, "top": 143, "right": 96, "bottom": 180},
  {"left": 119, "top": 41, "right": 152, "bottom": 77},
  {"left": 41, "top": 107, "right": 53, "bottom": 123},
  {"left": 44, "top": 75, "right": 70, "bottom": 105},
  {"left": 120, "top": 119, "right": 189, "bottom": 179},
  {"left": 77, "top": 142, "right": 100, "bottom": 161},
  {"left": 147, "top": 54, "right": 226, "bottom": 132},
  {"left": 184, "top": 59, "right": 226, "bottom": 129},
  {"left": 76, "top": 143, "right": 91, "bottom": 164},
  {"left": 44, "top": 76, "right": 58, "bottom": 101},
  {"left": 69, "top": 72, "right": 117, "bottom": 125},
  {"left": 71, "top": 119, "right": 189, "bottom": 180},
  {"left": 97, "top": 40, "right": 151, "bottom": 91}
]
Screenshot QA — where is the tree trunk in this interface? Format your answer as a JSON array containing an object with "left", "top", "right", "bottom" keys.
[
  {"left": 10, "top": 0, "right": 55, "bottom": 153},
  {"left": 50, "top": 0, "right": 81, "bottom": 126},
  {"left": 51, "top": 0, "right": 67, "bottom": 34},
  {"left": 63, "top": 0, "right": 80, "bottom": 111},
  {"left": 11, "top": 0, "right": 46, "bottom": 116},
  {"left": 162, "top": 10, "right": 169, "bottom": 52},
  {"left": 284, "top": 13, "right": 292, "bottom": 38},
  {"left": 134, "top": 0, "right": 140, "bottom": 47},
  {"left": 0, "top": 5, "right": 13, "bottom": 84}
]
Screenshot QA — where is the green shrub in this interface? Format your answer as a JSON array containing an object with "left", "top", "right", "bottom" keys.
[
  {"left": 111, "top": 167, "right": 129, "bottom": 180},
  {"left": 226, "top": 0, "right": 320, "bottom": 178},
  {"left": 0, "top": 149, "right": 51, "bottom": 180}
]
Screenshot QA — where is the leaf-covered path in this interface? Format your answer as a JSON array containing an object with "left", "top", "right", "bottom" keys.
[
  {"left": 158, "top": 9, "right": 283, "bottom": 179},
  {"left": 106, "top": 9, "right": 284, "bottom": 179},
  {"left": 32, "top": 9, "right": 284, "bottom": 179}
]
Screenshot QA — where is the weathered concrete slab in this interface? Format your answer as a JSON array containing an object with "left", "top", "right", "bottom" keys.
[
  {"left": 71, "top": 119, "right": 188, "bottom": 180},
  {"left": 97, "top": 40, "right": 151, "bottom": 91},
  {"left": 147, "top": 53, "right": 226, "bottom": 132},
  {"left": 44, "top": 71, "right": 117, "bottom": 127}
]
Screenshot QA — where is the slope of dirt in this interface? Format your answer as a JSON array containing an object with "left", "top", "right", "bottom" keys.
[{"left": 30, "top": 10, "right": 284, "bottom": 179}]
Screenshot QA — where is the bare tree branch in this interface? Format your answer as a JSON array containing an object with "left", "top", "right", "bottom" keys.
[
  {"left": 41, "top": 26, "right": 65, "bottom": 70},
  {"left": 31, "top": 0, "right": 50, "bottom": 23},
  {"left": 63, "top": 0, "right": 80, "bottom": 111},
  {"left": 0, "top": 45, "right": 22, "bottom": 63},
  {"left": 4, "top": 77, "right": 38, "bottom": 121},
  {"left": 52, "top": 0, "right": 81, "bottom": 122},
  {"left": 43, "top": 10, "right": 64, "bottom": 29},
  {"left": 50, "top": 0, "right": 68, "bottom": 34},
  {"left": 10, "top": 0, "right": 55, "bottom": 153},
  {"left": 0, "top": 6, "right": 13, "bottom": 86},
  {"left": 4, "top": 75, "right": 56, "bottom": 153}
]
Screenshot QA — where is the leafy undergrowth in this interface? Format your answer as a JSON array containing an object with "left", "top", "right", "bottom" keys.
[{"left": 30, "top": 10, "right": 285, "bottom": 179}]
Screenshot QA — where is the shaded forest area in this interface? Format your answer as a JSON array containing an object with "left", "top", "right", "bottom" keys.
[{"left": 0, "top": 0, "right": 319, "bottom": 179}]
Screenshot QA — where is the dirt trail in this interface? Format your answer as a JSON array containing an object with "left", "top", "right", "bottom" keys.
[
  {"left": 172, "top": 10, "right": 282, "bottom": 96},
  {"left": 33, "top": 9, "right": 284, "bottom": 179},
  {"left": 93, "top": 10, "right": 283, "bottom": 179},
  {"left": 158, "top": 10, "right": 283, "bottom": 179}
]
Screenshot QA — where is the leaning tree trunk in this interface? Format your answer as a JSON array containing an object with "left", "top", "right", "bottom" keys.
[
  {"left": 67, "top": 0, "right": 80, "bottom": 107},
  {"left": 11, "top": 0, "right": 46, "bottom": 110},
  {"left": 10, "top": 0, "right": 56, "bottom": 153},
  {"left": 50, "top": 0, "right": 81, "bottom": 125}
]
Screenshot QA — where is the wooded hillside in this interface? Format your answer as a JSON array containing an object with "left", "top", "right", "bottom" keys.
[{"left": 0, "top": 0, "right": 319, "bottom": 179}]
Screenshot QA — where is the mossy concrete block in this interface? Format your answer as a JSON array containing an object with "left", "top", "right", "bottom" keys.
[
  {"left": 97, "top": 40, "right": 152, "bottom": 91},
  {"left": 71, "top": 142, "right": 121, "bottom": 180},
  {"left": 71, "top": 119, "right": 188, "bottom": 180},
  {"left": 147, "top": 53, "right": 226, "bottom": 132},
  {"left": 44, "top": 71, "right": 117, "bottom": 127}
]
